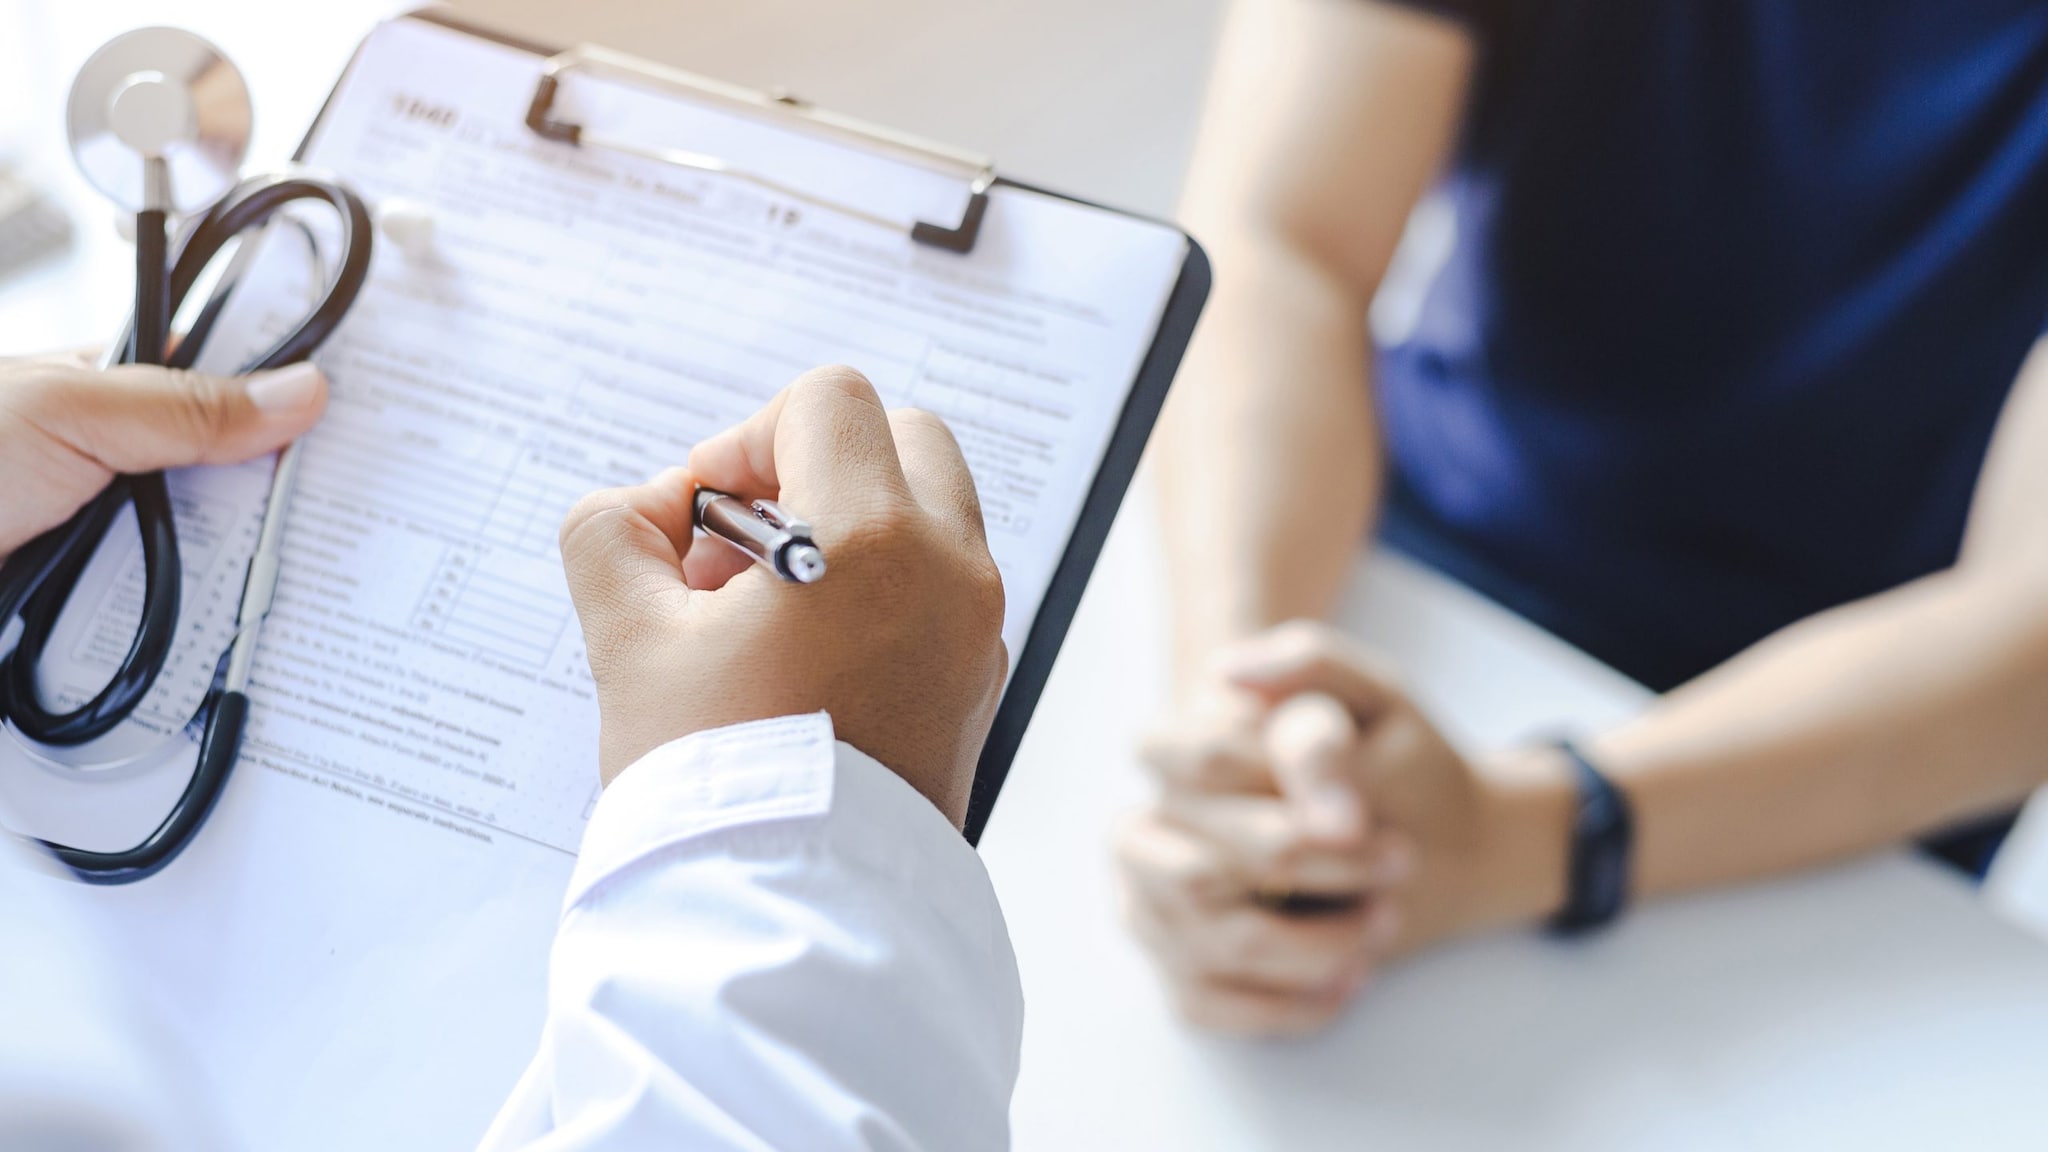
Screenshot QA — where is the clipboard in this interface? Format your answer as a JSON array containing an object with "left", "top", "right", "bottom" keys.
[
  {"left": 318, "top": 7, "right": 1212, "bottom": 844},
  {"left": 0, "top": 12, "right": 1209, "bottom": 1147}
]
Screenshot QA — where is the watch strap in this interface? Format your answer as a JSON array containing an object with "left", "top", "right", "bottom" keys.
[{"left": 1545, "top": 739, "right": 1633, "bottom": 936}]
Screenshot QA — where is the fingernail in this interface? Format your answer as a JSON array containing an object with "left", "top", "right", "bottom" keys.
[{"left": 247, "top": 363, "right": 325, "bottom": 412}]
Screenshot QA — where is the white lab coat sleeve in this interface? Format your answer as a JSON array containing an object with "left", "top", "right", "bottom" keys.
[{"left": 477, "top": 713, "right": 1023, "bottom": 1152}]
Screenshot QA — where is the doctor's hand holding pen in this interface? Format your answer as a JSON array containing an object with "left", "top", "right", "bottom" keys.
[
  {"left": 0, "top": 352, "right": 327, "bottom": 557},
  {"left": 0, "top": 361, "right": 1024, "bottom": 1147},
  {"left": 556, "top": 364, "right": 1009, "bottom": 827}
]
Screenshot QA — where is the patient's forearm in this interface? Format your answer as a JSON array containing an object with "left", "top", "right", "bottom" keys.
[
  {"left": 1473, "top": 321, "right": 2048, "bottom": 932},
  {"left": 1591, "top": 566, "right": 2048, "bottom": 898},
  {"left": 1156, "top": 0, "right": 1469, "bottom": 687},
  {"left": 1157, "top": 237, "right": 1379, "bottom": 680}
]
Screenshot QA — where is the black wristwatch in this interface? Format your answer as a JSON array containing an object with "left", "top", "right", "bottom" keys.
[{"left": 1545, "top": 739, "right": 1634, "bottom": 936}]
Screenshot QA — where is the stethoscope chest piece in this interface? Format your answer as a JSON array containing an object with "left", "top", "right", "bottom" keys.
[{"left": 66, "top": 27, "right": 251, "bottom": 215}]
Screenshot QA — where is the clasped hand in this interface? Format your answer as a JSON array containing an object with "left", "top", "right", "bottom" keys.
[{"left": 1118, "top": 621, "right": 1571, "bottom": 1035}]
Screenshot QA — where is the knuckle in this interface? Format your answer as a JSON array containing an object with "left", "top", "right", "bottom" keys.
[
  {"left": 1117, "top": 816, "right": 1207, "bottom": 897},
  {"left": 859, "top": 499, "right": 922, "bottom": 544},
  {"left": 558, "top": 489, "right": 629, "bottom": 557},
  {"left": 797, "top": 363, "right": 877, "bottom": 403},
  {"left": 1264, "top": 619, "right": 1342, "bottom": 674},
  {"left": 1137, "top": 729, "right": 1178, "bottom": 769},
  {"left": 1368, "top": 710, "right": 1426, "bottom": 764},
  {"left": 1245, "top": 815, "right": 1307, "bottom": 872},
  {"left": 1140, "top": 735, "right": 1211, "bottom": 789},
  {"left": 1356, "top": 648, "right": 1404, "bottom": 692},
  {"left": 1152, "top": 853, "right": 1204, "bottom": 898},
  {"left": 1146, "top": 855, "right": 1197, "bottom": 896},
  {"left": 1151, "top": 744, "right": 1210, "bottom": 789},
  {"left": 1228, "top": 824, "right": 1277, "bottom": 869},
  {"left": 1112, "top": 810, "right": 1158, "bottom": 855},
  {"left": 891, "top": 405, "right": 956, "bottom": 444},
  {"left": 4, "top": 363, "right": 64, "bottom": 417},
  {"left": 1259, "top": 841, "right": 1316, "bottom": 887},
  {"left": 1271, "top": 619, "right": 1334, "bottom": 655},
  {"left": 832, "top": 514, "right": 916, "bottom": 575},
  {"left": 969, "top": 557, "right": 1006, "bottom": 627},
  {"left": 1122, "top": 892, "right": 1191, "bottom": 964},
  {"left": 1215, "top": 914, "right": 1267, "bottom": 969},
  {"left": 1196, "top": 738, "right": 1255, "bottom": 782},
  {"left": 1173, "top": 757, "right": 1225, "bottom": 792},
  {"left": 169, "top": 370, "right": 235, "bottom": 447}
]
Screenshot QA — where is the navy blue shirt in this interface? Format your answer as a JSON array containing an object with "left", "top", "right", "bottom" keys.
[{"left": 1377, "top": 0, "right": 2048, "bottom": 691}]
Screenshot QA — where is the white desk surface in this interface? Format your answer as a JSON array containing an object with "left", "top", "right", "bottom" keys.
[
  {"left": 983, "top": 489, "right": 2048, "bottom": 1150},
  {"left": 6, "top": 4, "right": 2048, "bottom": 1149}
]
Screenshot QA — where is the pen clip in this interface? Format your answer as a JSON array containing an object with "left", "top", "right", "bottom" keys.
[{"left": 750, "top": 499, "right": 812, "bottom": 539}]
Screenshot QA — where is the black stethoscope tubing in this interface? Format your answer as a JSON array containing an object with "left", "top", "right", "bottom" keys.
[{"left": 0, "top": 173, "right": 373, "bottom": 883}]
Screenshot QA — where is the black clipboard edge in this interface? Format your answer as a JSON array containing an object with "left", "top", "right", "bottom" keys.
[
  {"left": 315, "top": 8, "right": 1213, "bottom": 846},
  {"left": 966, "top": 199, "right": 1208, "bottom": 843}
]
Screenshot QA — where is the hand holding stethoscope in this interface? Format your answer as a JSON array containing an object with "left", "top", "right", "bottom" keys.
[
  {"left": 0, "top": 355, "right": 327, "bottom": 556},
  {"left": 0, "top": 28, "right": 373, "bottom": 882}
]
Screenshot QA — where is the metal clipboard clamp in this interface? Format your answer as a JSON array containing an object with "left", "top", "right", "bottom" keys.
[{"left": 524, "top": 45, "right": 996, "bottom": 254}]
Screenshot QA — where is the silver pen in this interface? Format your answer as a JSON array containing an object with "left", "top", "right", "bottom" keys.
[{"left": 693, "top": 489, "right": 828, "bottom": 584}]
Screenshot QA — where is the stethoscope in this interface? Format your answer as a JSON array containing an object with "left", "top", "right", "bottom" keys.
[{"left": 0, "top": 28, "right": 372, "bottom": 883}]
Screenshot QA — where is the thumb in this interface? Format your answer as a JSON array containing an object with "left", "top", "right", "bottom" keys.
[
  {"left": 557, "top": 469, "right": 698, "bottom": 670},
  {"left": 1264, "top": 691, "right": 1366, "bottom": 844},
  {"left": 33, "top": 361, "right": 327, "bottom": 474}
]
